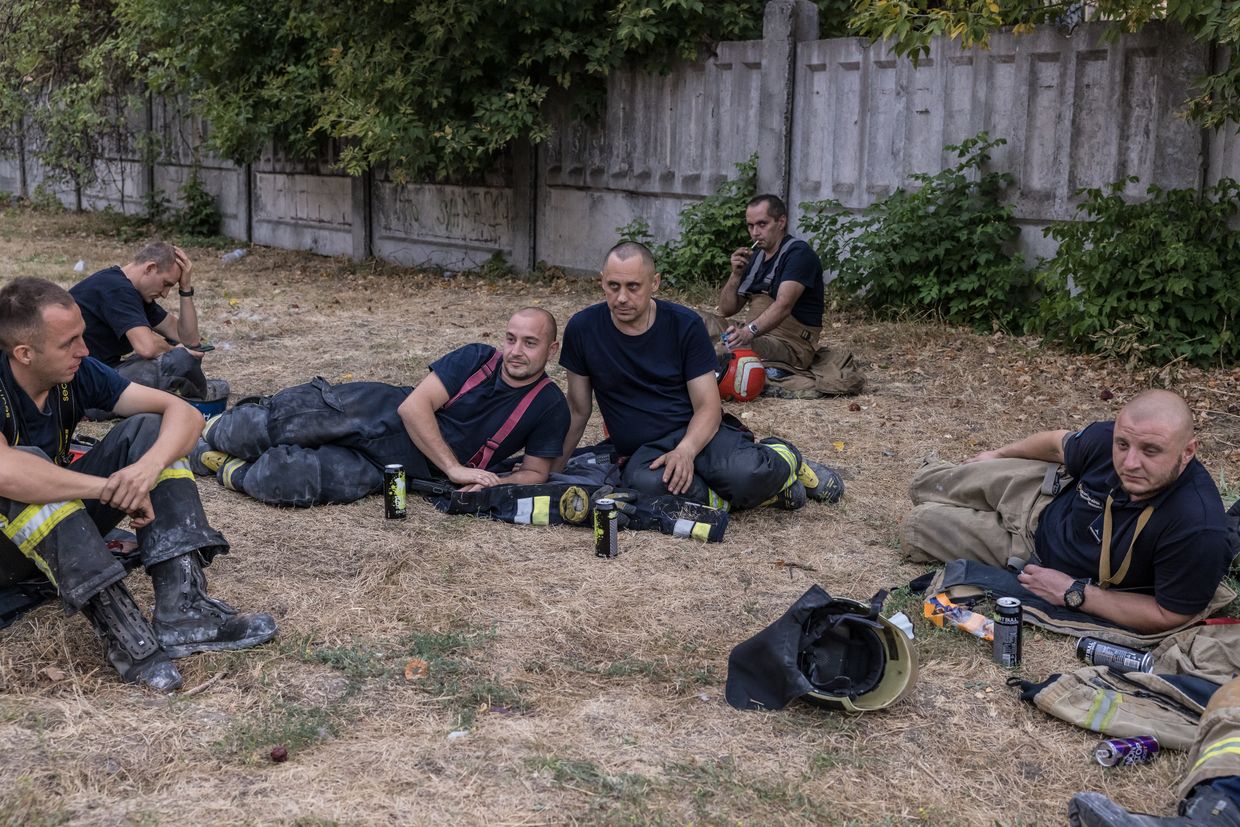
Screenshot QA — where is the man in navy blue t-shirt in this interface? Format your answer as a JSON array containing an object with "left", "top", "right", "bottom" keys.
[
  {"left": 698, "top": 194, "right": 825, "bottom": 371},
  {"left": 193, "top": 308, "right": 570, "bottom": 507},
  {"left": 70, "top": 242, "right": 216, "bottom": 403},
  {"left": 0, "top": 278, "right": 275, "bottom": 691},
  {"left": 557, "top": 241, "right": 839, "bottom": 511},
  {"left": 901, "top": 389, "right": 1237, "bottom": 634}
]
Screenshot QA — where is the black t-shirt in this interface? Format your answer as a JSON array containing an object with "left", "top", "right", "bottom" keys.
[
  {"left": 559, "top": 300, "right": 718, "bottom": 457},
  {"left": 431, "top": 344, "right": 569, "bottom": 470},
  {"left": 1035, "top": 421, "right": 1232, "bottom": 615},
  {"left": 70, "top": 266, "right": 169, "bottom": 366},
  {"left": 0, "top": 352, "right": 129, "bottom": 458},
  {"left": 741, "top": 237, "right": 824, "bottom": 327}
]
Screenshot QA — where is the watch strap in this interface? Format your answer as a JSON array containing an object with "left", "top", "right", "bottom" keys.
[{"left": 178, "top": 287, "right": 195, "bottom": 297}]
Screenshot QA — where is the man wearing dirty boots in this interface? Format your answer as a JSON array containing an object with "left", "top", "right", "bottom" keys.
[
  {"left": 70, "top": 242, "right": 217, "bottom": 406},
  {"left": 901, "top": 390, "right": 1234, "bottom": 635},
  {"left": 0, "top": 278, "right": 276, "bottom": 691},
  {"left": 555, "top": 241, "right": 841, "bottom": 511}
]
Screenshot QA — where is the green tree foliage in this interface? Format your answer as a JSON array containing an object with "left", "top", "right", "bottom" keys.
[
  {"left": 0, "top": 0, "right": 133, "bottom": 188},
  {"left": 112, "top": 0, "right": 779, "bottom": 180},
  {"left": 1038, "top": 179, "right": 1240, "bottom": 367},
  {"left": 800, "top": 133, "right": 1031, "bottom": 332},
  {"left": 847, "top": 0, "right": 1240, "bottom": 128},
  {"left": 617, "top": 155, "right": 756, "bottom": 289}
]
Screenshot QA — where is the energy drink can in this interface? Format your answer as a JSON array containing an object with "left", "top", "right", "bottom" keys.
[
  {"left": 1095, "top": 736, "right": 1160, "bottom": 767},
  {"left": 593, "top": 498, "right": 618, "bottom": 558},
  {"left": 992, "top": 597, "right": 1022, "bottom": 667},
  {"left": 384, "top": 464, "right": 407, "bottom": 519},
  {"left": 1076, "top": 638, "right": 1154, "bottom": 674}
]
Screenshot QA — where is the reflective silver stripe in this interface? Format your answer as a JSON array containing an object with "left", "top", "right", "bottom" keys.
[
  {"left": 672, "top": 519, "right": 694, "bottom": 538},
  {"left": 514, "top": 498, "right": 533, "bottom": 525}
]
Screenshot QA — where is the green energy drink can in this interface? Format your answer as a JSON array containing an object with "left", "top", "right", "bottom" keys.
[
  {"left": 992, "top": 597, "right": 1022, "bottom": 667},
  {"left": 594, "top": 498, "right": 618, "bottom": 558},
  {"left": 384, "top": 464, "right": 407, "bottom": 519}
]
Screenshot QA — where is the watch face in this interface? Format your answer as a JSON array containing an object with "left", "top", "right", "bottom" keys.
[{"left": 1065, "top": 587, "right": 1085, "bottom": 609}]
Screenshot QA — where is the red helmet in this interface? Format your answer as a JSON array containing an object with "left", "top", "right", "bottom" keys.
[{"left": 718, "top": 349, "right": 765, "bottom": 402}]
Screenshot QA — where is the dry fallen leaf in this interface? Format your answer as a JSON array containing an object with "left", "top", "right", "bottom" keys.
[
  {"left": 832, "top": 441, "right": 845, "bottom": 452},
  {"left": 39, "top": 666, "right": 68, "bottom": 682},
  {"left": 404, "top": 658, "right": 429, "bottom": 681}
]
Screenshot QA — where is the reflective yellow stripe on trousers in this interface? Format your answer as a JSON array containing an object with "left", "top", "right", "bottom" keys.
[
  {"left": 1, "top": 500, "right": 84, "bottom": 586},
  {"left": 156, "top": 458, "right": 194, "bottom": 485}
]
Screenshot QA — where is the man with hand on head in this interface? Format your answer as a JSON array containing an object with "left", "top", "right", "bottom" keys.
[
  {"left": 70, "top": 242, "right": 215, "bottom": 403},
  {"left": 901, "top": 389, "right": 1236, "bottom": 634},
  {"left": 555, "top": 241, "right": 841, "bottom": 512},
  {"left": 0, "top": 277, "right": 276, "bottom": 691}
]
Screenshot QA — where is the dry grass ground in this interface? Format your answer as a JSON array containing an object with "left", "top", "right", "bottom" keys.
[{"left": 1, "top": 207, "right": 1239, "bottom": 827}]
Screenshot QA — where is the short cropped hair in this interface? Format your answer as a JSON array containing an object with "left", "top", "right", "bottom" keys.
[
  {"left": 515, "top": 306, "right": 558, "bottom": 342},
  {"left": 748, "top": 194, "right": 787, "bottom": 220},
  {"left": 605, "top": 240, "right": 655, "bottom": 271},
  {"left": 132, "top": 242, "right": 178, "bottom": 272},
  {"left": 0, "top": 277, "right": 76, "bottom": 351}
]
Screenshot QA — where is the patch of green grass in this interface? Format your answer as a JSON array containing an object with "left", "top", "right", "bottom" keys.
[
  {"left": 214, "top": 701, "right": 338, "bottom": 764},
  {"left": 527, "top": 756, "right": 651, "bottom": 801},
  {"left": 664, "top": 757, "right": 827, "bottom": 822}
]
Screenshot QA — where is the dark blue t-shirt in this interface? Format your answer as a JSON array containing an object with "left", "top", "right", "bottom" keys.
[
  {"left": 741, "top": 237, "right": 824, "bottom": 327},
  {"left": 431, "top": 343, "right": 569, "bottom": 471},
  {"left": 70, "top": 266, "right": 169, "bottom": 366},
  {"left": 0, "top": 353, "right": 129, "bottom": 459},
  {"left": 559, "top": 300, "right": 718, "bottom": 457},
  {"left": 1035, "top": 421, "right": 1232, "bottom": 615}
]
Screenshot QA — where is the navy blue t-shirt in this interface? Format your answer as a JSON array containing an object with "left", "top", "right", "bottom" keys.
[
  {"left": 1035, "top": 421, "right": 1232, "bottom": 615},
  {"left": 431, "top": 344, "right": 569, "bottom": 471},
  {"left": 741, "top": 237, "right": 824, "bottom": 327},
  {"left": 559, "top": 300, "right": 718, "bottom": 457},
  {"left": 70, "top": 266, "right": 169, "bottom": 366},
  {"left": 0, "top": 353, "right": 129, "bottom": 459}
]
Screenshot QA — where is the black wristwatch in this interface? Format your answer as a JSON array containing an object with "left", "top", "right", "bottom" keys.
[
  {"left": 1064, "top": 578, "right": 1090, "bottom": 610},
  {"left": 178, "top": 287, "right": 195, "bottom": 297}
]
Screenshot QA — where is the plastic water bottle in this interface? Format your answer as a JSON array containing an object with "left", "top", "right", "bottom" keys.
[{"left": 221, "top": 248, "right": 247, "bottom": 264}]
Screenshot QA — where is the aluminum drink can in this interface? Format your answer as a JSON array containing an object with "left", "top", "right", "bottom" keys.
[
  {"left": 992, "top": 597, "right": 1022, "bottom": 667},
  {"left": 594, "top": 498, "right": 619, "bottom": 558},
  {"left": 1095, "top": 736, "right": 1160, "bottom": 767},
  {"left": 384, "top": 464, "right": 407, "bottom": 519},
  {"left": 1076, "top": 638, "right": 1154, "bottom": 674}
]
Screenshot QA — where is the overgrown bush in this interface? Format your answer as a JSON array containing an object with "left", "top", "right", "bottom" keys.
[
  {"left": 800, "top": 133, "right": 1030, "bottom": 333},
  {"left": 1037, "top": 178, "right": 1240, "bottom": 368},
  {"left": 616, "top": 155, "right": 756, "bottom": 290},
  {"left": 171, "top": 169, "right": 221, "bottom": 237}
]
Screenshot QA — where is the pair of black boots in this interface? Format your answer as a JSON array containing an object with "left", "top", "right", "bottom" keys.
[{"left": 81, "top": 552, "right": 277, "bottom": 691}]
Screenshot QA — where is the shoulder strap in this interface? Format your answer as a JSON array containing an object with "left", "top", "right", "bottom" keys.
[
  {"left": 52, "top": 382, "right": 76, "bottom": 466},
  {"left": 0, "top": 371, "right": 16, "bottom": 448},
  {"left": 737, "top": 238, "right": 802, "bottom": 297},
  {"left": 465, "top": 375, "right": 553, "bottom": 470},
  {"left": 445, "top": 350, "right": 501, "bottom": 409}
]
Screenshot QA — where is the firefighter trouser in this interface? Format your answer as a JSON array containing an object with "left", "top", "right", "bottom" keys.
[
  {"left": 699, "top": 295, "right": 821, "bottom": 370},
  {"left": 117, "top": 348, "right": 210, "bottom": 399},
  {"left": 0, "top": 414, "right": 227, "bottom": 610},
  {"left": 1180, "top": 677, "right": 1240, "bottom": 800},
  {"left": 900, "top": 459, "right": 1058, "bottom": 568},
  {"left": 205, "top": 379, "right": 427, "bottom": 507},
  {"left": 621, "top": 424, "right": 796, "bottom": 511}
]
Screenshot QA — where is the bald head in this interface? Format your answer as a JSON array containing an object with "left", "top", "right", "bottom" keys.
[
  {"left": 1119, "top": 390, "right": 1195, "bottom": 442},
  {"left": 512, "top": 306, "right": 557, "bottom": 342},
  {"left": 1111, "top": 389, "right": 1198, "bottom": 500}
]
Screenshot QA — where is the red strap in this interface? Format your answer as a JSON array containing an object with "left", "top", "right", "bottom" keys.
[
  {"left": 466, "top": 375, "right": 553, "bottom": 470},
  {"left": 445, "top": 351, "right": 501, "bottom": 408}
]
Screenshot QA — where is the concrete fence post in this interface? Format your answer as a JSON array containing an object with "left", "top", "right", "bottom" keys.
[
  {"left": 510, "top": 138, "right": 537, "bottom": 271},
  {"left": 758, "top": 0, "right": 818, "bottom": 199},
  {"left": 350, "top": 170, "right": 372, "bottom": 260}
]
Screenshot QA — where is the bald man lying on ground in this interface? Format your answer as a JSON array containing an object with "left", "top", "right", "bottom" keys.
[{"left": 901, "top": 390, "right": 1236, "bottom": 634}]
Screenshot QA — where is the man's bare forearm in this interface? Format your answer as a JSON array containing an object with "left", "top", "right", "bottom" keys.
[
  {"left": 0, "top": 448, "right": 106, "bottom": 505},
  {"left": 399, "top": 398, "right": 461, "bottom": 475},
  {"left": 1080, "top": 587, "right": 1193, "bottom": 634}
]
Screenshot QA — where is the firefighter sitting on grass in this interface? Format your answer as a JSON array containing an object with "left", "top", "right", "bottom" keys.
[
  {"left": 192, "top": 308, "right": 570, "bottom": 506},
  {"left": 0, "top": 277, "right": 276, "bottom": 692}
]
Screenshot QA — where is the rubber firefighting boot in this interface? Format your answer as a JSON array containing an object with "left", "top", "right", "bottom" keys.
[
  {"left": 82, "top": 581, "right": 183, "bottom": 692},
  {"left": 149, "top": 553, "right": 278, "bottom": 658},
  {"left": 1069, "top": 791, "right": 1240, "bottom": 827}
]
